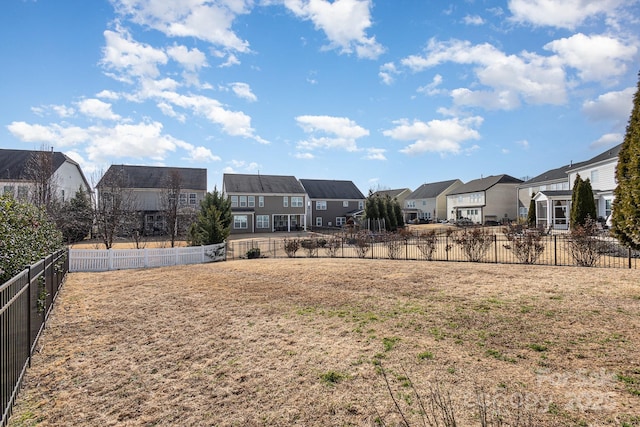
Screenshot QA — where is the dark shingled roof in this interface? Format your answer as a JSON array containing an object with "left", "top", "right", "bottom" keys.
[
  {"left": 299, "top": 179, "right": 365, "bottom": 199},
  {"left": 448, "top": 174, "right": 523, "bottom": 195},
  {"left": 0, "top": 149, "right": 71, "bottom": 180},
  {"left": 580, "top": 143, "right": 622, "bottom": 166},
  {"left": 99, "top": 165, "right": 207, "bottom": 190},
  {"left": 223, "top": 173, "right": 305, "bottom": 194},
  {"left": 372, "top": 188, "right": 411, "bottom": 199},
  {"left": 407, "top": 179, "right": 461, "bottom": 199}
]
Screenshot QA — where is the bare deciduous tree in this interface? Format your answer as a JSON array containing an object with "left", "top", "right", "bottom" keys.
[
  {"left": 25, "top": 146, "right": 57, "bottom": 210},
  {"left": 94, "top": 167, "right": 140, "bottom": 249}
]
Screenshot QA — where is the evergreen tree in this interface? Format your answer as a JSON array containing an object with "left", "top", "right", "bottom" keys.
[
  {"left": 188, "top": 187, "right": 232, "bottom": 245},
  {"left": 393, "top": 199, "right": 405, "bottom": 228},
  {"left": 526, "top": 194, "right": 536, "bottom": 226},
  {"left": 386, "top": 195, "right": 397, "bottom": 231},
  {"left": 376, "top": 195, "right": 387, "bottom": 231},
  {"left": 56, "top": 187, "right": 93, "bottom": 243},
  {"left": 612, "top": 71, "right": 640, "bottom": 249},
  {"left": 365, "top": 190, "right": 379, "bottom": 221},
  {"left": 570, "top": 175, "right": 597, "bottom": 228}
]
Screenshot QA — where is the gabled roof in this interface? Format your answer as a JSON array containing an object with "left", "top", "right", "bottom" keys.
[
  {"left": 0, "top": 148, "right": 70, "bottom": 180},
  {"left": 99, "top": 165, "right": 207, "bottom": 190},
  {"left": 573, "top": 143, "right": 622, "bottom": 170},
  {"left": 407, "top": 179, "right": 461, "bottom": 200},
  {"left": 448, "top": 174, "right": 523, "bottom": 195},
  {"left": 372, "top": 188, "right": 411, "bottom": 199},
  {"left": 223, "top": 173, "right": 305, "bottom": 194},
  {"left": 523, "top": 162, "right": 587, "bottom": 185},
  {"left": 299, "top": 179, "right": 365, "bottom": 199}
]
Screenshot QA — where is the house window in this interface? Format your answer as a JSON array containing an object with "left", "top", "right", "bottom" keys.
[
  {"left": 591, "top": 170, "right": 599, "bottom": 185},
  {"left": 259, "top": 196, "right": 264, "bottom": 207},
  {"left": 605, "top": 199, "right": 612, "bottom": 217},
  {"left": 316, "top": 200, "right": 327, "bottom": 210},
  {"left": 358, "top": 201, "right": 364, "bottom": 210},
  {"left": 179, "top": 193, "right": 188, "bottom": 205},
  {"left": 240, "top": 196, "right": 247, "bottom": 207},
  {"left": 231, "top": 196, "right": 238, "bottom": 207},
  {"left": 17, "top": 186, "right": 28, "bottom": 200},
  {"left": 283, "top": 196, "right": 288, "bottom": 207},
  {"left": 233, "top": 215, "right": 248, "bottom": 229},
  {"left": 257, "top": 215, "right": 269, "bottom": 228},
  {"left": 343, "top": 200, "right": 349, "bottom": 207},
  {"left": 291, "top": 196, "right": 303, "bottom": 207},
  {"left": 3, "top": 185, "right": 14, "bottom": 195},
  {"left": 189, "top": 193, "right": 197, "bottom": 205},
  {"left": 336, "top": 217, "right": 346, "bottom": 226},
  {"left": 248, "top": 196, "right": 255, "bottom": 207},
  {"left": 316, "top": 217, "right": 323, "bottom": 227}
]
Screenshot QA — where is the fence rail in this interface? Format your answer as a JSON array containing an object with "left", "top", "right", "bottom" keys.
[
  {"left": 226, "top": 231, "right": 639, "bottom": 269},
  {"left": 1, "top": 249, "right": 68, "bottom": 427},
  {"left": 69, "top": 243, "right": 226, "bottom": 272}
]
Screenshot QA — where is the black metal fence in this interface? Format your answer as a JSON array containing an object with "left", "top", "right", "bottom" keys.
[
  {"left": 226, "top": 230, "right": 639, "bottom": 269},
  {"left": 1, "top": 249, "right": 68, "bottom": 427}
]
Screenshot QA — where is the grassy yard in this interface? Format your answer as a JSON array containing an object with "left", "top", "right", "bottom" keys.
[{"left": 8, "top": 259, "right": 640, "bottom": 426}]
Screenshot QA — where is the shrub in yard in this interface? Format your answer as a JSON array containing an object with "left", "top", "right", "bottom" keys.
[
  {"left": 283, "top": 238, "right": 300, "bottom": 258},
  {"left": 324, "top": 237, "right": 341, "bottom": 257},
  {"left": 353, "top": 230, "right": 371, "bottom": 258},
  {"left": 384, "top": 232, "right": 403, "bottom": 259},
  {"left": 416, "top": 230, "right": 438, "bottom": 260},
  {"left": 452, "top": 227, "right": 494, "bottom": 262},
  {"left": 503, "top": 224, "right": 545, "bottom": 264},
  {"left": 301, "top": 239, "right": 319, "bottom": 257},
  {"left": 569, "top": 217, "right": 604, "bottom": 267},
  {"left": 246, "top": 247, "right": 261, "bottom": 259}
]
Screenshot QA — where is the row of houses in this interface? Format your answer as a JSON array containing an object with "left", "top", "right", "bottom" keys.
[{"left": 0, "top": 142, "right": 622, "bottom": 236}]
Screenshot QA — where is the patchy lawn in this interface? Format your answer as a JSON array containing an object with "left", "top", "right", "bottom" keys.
[{"left": 8, "top": 259, "right": 640, "bottom": 426}]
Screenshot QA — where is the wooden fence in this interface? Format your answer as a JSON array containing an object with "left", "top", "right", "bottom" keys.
[
  {"left": 1, "top": 249, "right": 68, "bottom": 427},
  {"left": 68, "top": 243, "right": 226, "bottom": 272}
]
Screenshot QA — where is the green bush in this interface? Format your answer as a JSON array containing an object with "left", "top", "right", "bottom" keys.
[
  {"left": 246, "top": 247, "right": 261, "bottom": 259},
  {"left": 0, "top": 195, "right": 63, "bottom": 283}
]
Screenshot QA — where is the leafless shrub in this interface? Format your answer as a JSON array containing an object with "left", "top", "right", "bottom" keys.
[
  {"left": 417, "top": 230, "right": 438, "bottom": 260},
  {"left": 453, "top": 227, "right": 494, "bottom": 262},
  {"left": 324, "top": 237, "right": 341, "bottom": 257},
  {"left": 283, "top": 238, "right": 300, "bottom": 258},
  {"left": 503, "top": 225, "right": 545, "bottom": 264},
  {"left": 384, "top": 233, "right": 403, "bottom": 260},
  {"left": 301, "top": 239, "right": 319, "bottom": 257},
  {"left": 353, "top": 231, "right": 370, "bottom": 258},
  {"left": 569, "top": 218, "right": 604, "bottom": 267}
]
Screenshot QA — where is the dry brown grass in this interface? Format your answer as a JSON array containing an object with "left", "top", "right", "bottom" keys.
[{"left": 8, "top": 259, "right": 640, "bottom": 426}]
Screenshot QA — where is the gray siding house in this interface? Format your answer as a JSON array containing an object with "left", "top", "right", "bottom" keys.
[
  {"left": 299, "top": 179, "right": 365, "bottom": 229},
  {"left": 222, "top": 173, "right": 307, "bottom": 234},
  {"left": 405, "top": 179, "right": 463, "bottom": 223},
  {"left": 97, "top": 165, "right": 207, "bottom": 234}
]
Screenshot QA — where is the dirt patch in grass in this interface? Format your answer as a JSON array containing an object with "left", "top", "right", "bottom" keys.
[{"left": 8, "top": 259, "right": 640, "bottom": 426}]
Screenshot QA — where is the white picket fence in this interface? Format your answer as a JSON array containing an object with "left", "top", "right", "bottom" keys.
[{"left": 69, "top": 242, "right": 226, "bottom": 272}]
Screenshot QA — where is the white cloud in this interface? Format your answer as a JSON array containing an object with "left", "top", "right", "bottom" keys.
[
  {"left": 295, "top": 114, "right": 369, "bottom": 152},
  {"left": 181, "top": 145, "right": 221, "bottom": 162},
  {"left": 379, "top": 62, "right": 398, "bottom": 85},
  {"left": 77, "top": 98, "right": 122, "bottom": 121},
  {"left": 544, "top": 33, "right": 637, "bottom": 82},
  {"left": 582, "top": 87, "right": 635, "bottom": 123},
  {"left": 401, "top": 38, "right": 567, "bottom": 109},
  {"left": 284, "top": 0, "right": 385, "bottom": 59},
  {"left": 31, "top": 104, "right": 76, "bottom": 118},
  {"left": 229, "top": 82, "right": 258, "bottom": 102},
  {"left": 383, "top": 116, "right": 483, "bottom": 155},
  {"left": 365, "top": 147, "right": 386, "bottom": 160},
  {"left": 295, "top": 152, "right": 315, "bottom": 159},
  {"left": 111, "top": 0, "right": 251, "bottom": 52},
  {"left": 101, "top": 27, "right": 168, "bottom": 81},
  {"left": 507, "top": 0, "right": 629, "bottom": 30},
  {"left": 417, "top": 74, "right": 444, "bottom": 96},
  {"left": 590, "top": 133, "right": 623, "bottom": 149},
  {"left": 96, "top": 90, "right": 120, "bottom": 100},
  {"left": 224, "top": 160, "right": 260, "bottom": 173},
  {"left": 516, "top": 139, "right": 530, "bottom": 149},
  {"left": 463, "top": 15, "right": 485, "bottom": 25},
  {"left": 166, "top": 44, "right": 208, "bottom": 71}
]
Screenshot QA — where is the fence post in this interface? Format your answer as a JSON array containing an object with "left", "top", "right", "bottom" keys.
[
  {"left": 494, "top": 234, "right": 498, "bottom": 263},
  {"left": 405, "top": 238, "right": 408, "bottom": 260},
  {"left": 629, "top": 247, "right": 632, "bottom": 269},
  {"left": 554, "top": 235, "right": 557, "bottom": 266},
  {"left": 108, "top": 250, "right": 113, "bottom": 271},
  {"left": 25, "top": 265, "right": 32, "bottom": 368}
]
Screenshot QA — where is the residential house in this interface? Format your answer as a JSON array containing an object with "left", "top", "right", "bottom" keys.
[
  {"left": 404, "top": 179, "right": 463, "bottom": 223},
  {"left": 299, "top": 179, "right": 365, "bottom": 229},
  {"left": 446, "top": 175, "right": 523, "bottom": 224},
  {"left": 530, "top": 143, "right": 621, "bottom": 230},
  {"left": 372, "top": 188, "right": 412, "bottom": 221},
  {"left": 97, "top": 165, "right": 207, "bottom": 234},
  {"left": 222, "top": 173, "right": 307, "bottom": 234},
  {"left": 0, "top": 148, "right": 90, "bottom": 202}
]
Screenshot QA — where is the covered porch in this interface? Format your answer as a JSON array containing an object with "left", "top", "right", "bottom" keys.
[
  {"left": 533, "top": 191, "right": 571, "bottom": 230},
  {"left": 273, "top": 214, "right": 306, "bottom": 232}
]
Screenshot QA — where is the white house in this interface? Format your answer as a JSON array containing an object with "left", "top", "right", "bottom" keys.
[
  {"left": 446, "top": 175, "right": 523, "bottom": 224},
  {"left": 405, "top": 179, "right": 463, "bottom": 223}
]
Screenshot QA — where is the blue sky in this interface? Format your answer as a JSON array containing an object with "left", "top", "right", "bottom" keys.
[{"left": 1, "top": 0, "right": 639, "bottom": 193}]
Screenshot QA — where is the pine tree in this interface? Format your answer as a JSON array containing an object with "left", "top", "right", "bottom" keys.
[
  {"left": 526, "top": 194, "right": 536, "bottom": 226},
  {"left": 56, "top": 187, "right": 93, "bottom": 243},
  {"left": 612, "top": 71, "right": 640, "bottom": 249},
  {"left": 188, "top": 187, "right": 231, "bottom": 245},
  {"left": 570, "top": 175, "right": 596, "bottom": 228}
]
